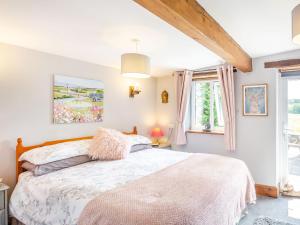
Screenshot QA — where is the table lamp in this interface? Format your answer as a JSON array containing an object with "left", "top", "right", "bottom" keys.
[{"left": 151, "top": 127, "right": 164, "bottom": 145}]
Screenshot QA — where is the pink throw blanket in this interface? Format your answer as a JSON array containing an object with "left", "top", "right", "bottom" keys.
[{"left": 78, "top": 154, "right": 256, "bottom": 225}]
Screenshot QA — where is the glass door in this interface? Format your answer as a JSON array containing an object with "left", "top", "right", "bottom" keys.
[
  {"left": 286, "top": 78, "right": 300, "bottom": 193},
  {"left": 281, "top": 73, "right": 300, "bottom": 195}
]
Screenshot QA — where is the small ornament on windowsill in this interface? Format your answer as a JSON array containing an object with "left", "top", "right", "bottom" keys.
[{"left": 202, "top": 124, "right": 211, "bottom": 132}]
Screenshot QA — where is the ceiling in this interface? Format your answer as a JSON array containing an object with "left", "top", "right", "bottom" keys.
[
  {"left": 0, "top": 0, "right": 299, "bottom": 76},
  {"left": 198, "top": 0, "right": 300, "bottom": 58}
]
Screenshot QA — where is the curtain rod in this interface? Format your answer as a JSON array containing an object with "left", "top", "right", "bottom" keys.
[{"left": 176, "top": 67, "right": 237, "bottom": 74}]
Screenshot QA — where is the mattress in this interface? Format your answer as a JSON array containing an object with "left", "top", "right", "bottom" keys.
[{"left": 10, "top": 149, "right": 190, "bottom": 225}]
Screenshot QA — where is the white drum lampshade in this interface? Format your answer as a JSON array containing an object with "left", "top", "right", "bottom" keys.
[
  {"left": 121, "top": 53, "right": 151, "bottom": 78},
  {"left": 292, "top": 4, "right": 300, "bottom": 45}
]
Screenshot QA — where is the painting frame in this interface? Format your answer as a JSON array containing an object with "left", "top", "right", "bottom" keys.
[
  {"left": 53, "top": 74, "right": 104, "bottom": 124},
  {"left": 242, "top": 84, "right": 268, "bottom": 116}
]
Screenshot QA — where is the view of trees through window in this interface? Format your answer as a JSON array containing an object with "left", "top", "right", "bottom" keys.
[{"left": 191, "top": 80, "right": 224, "bottom": 131}]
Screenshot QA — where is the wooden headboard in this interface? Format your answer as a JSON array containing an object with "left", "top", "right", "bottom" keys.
[{"left": 16, "top": 126, "right": 138, "bottom": 181}]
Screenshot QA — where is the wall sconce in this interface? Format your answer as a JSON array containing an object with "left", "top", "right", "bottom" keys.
[{"left": 129, "top": 85, "right": 141, "bottom": 98}]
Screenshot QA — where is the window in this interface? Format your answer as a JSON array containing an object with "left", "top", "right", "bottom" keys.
[{"left": 190, "top": 79, "right": 224, "bottom": 132}]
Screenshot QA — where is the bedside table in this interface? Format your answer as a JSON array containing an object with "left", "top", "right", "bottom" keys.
[{"left": 0, "top": 184, "right": 9, "bottom": 225}]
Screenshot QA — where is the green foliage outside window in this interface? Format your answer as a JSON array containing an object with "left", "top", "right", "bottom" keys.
[
  {"left": 201, "top": 82, "right": 210, "bottom": 125},
  {"left": 213, "top": 99, "right": 218, "bottom": 127},
  {"left": 200, "top": 82, "right": 219, "bottom": 127}
]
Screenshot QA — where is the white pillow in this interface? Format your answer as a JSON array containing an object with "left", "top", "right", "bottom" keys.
[
  {"left": 125, "top": 135, "right": 152, "bottom": 146},
  {"left": 19, "top": 140, "right": 91, "bottom": 165}
]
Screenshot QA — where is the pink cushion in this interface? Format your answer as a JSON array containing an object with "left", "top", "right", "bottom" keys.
[{"left": 88, "top": 128, "right": 130, "bottom": 160}]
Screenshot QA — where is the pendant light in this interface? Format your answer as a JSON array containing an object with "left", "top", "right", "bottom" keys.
[
  {"left": 121, "top": 39, "right": 151, "bottom": 78},
  {"left": 292, "top": 4, "right": 300, "bottom": 45}
]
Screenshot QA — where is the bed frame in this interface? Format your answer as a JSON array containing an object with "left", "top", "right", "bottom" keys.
[{"left": 16, "top": 126, "right": 138, "bottom": 181}]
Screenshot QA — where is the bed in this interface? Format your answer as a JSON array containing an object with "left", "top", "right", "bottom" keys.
[{"left": 10, "top": 127, "right": 256, "bottom": 225}]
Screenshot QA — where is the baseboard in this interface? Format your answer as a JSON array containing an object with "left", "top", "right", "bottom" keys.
[{"left": 255, "top": 184, "right": 279, "bottom": 198}]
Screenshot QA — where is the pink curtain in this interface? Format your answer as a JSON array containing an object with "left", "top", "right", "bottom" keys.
[
  {"left": 217, "top": 65, "right": 236, "bottom": 152},
  {"left": 173, "top": 70, "right": 193, "bottom": 145}
]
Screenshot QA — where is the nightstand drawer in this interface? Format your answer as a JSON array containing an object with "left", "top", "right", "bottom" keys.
[
  {"left": 0, "top": 192, "right": 4, "bottom": 210},
  {"left": 0, "top": 209, "right": 4, "bottom": 225}
]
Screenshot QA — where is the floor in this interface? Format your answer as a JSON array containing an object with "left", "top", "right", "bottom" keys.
[
  {"left": 239, "top": 146, "right": 300, "bottom": 224},
  {"left": 239, "top": 196, "right": 300, "bottom": 225},
  {"left": 289, "top": 146, "right": 300, "bottom": 191}
]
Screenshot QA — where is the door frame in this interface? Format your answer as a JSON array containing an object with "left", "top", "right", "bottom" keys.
[
  {"left": 277, "top": 72, "right": 300, "bottom": 190},
  {"left": 277, "top": 72, "right": 288, "bottom": 190}
]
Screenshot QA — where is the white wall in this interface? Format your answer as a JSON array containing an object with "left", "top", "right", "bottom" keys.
[
  {"left": 0, "top": 43, "right": 156, "bottom": 191},
  {"left": 156, "top": 49, "right": 300, "bottom": 187},
  {"left": 2, "top": 42, "right": 300, "bottom": 191}
]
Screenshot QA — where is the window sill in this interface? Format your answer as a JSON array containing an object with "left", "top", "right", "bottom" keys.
[{"left": 187, "top": 130, "right": 224, "bottom": 135}]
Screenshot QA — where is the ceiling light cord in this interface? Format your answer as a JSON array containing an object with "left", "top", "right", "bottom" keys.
[{"left": 132, "top": 39, "right": 139, "bottom": 53}]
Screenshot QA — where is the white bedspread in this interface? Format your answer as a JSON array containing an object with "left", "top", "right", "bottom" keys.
[{"left": 10, "top": 149, "right": 190, "bottom": 225}]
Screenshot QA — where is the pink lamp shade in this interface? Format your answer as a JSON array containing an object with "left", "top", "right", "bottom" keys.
[{"left": 151, "top": 128, "right": 164, "bottom": 138}]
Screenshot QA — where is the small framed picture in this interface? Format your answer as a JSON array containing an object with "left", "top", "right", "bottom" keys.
[{"left": 243, "top": 84, "right": 268, "bottom": 116}]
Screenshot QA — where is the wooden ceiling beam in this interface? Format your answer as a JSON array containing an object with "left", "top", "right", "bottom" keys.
[
  {"left": 264, "top": 59, "right": 300, "bottom": 69},
  {"left": 133, "top": 0, "right": 252, "bottom": 72}
]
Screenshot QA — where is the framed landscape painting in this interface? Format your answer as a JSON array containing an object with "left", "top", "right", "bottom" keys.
[
  {"left": 243, "top": 84, "right": 268, "bottom": 116},
  {"left": 53, "top": 75, "right": 104, "bottom": 124}
]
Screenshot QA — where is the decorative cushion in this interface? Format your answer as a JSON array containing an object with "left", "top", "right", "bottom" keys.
[{"left": 88, "top": 128, "right": 130, "bottom": 160}]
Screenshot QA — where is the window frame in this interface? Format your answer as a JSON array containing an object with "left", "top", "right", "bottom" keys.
[{"left": 190, "top": 78, "right": 224, "bottom": 133}]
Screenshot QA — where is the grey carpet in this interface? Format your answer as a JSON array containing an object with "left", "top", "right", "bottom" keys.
[
  {"left": 239, "top": 196, "right": 300, "bottom": 225},
  {"left": 253, "top": 216, "right": 297, "bottom": 225}
]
